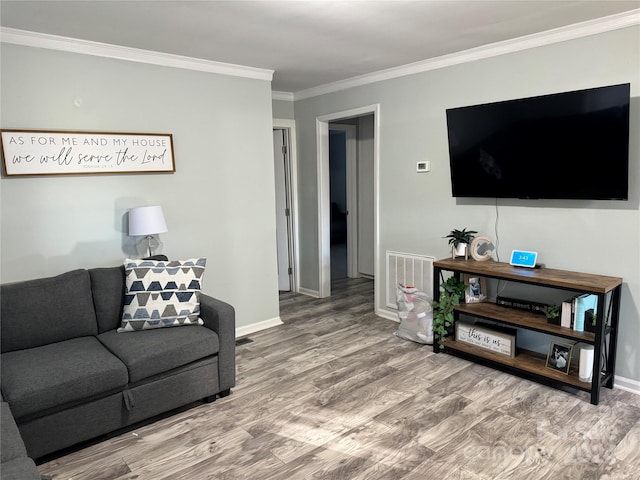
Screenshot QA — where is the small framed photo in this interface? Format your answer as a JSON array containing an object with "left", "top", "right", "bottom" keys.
[
  {"left": 463, "top": 275, "right": 487, "bottom": 303},
  {"left": 546, "top": 341, "right": 574, "bottom": 375}
]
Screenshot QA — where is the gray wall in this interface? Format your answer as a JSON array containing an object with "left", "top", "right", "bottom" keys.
[
  {"left": 292, "top": 26, "right": 640, "bottom": 382},
  {"left": 1, "top": 44, "right": 280, "bottom": 330},
  {"left": 272, "top": 98, "right": 294, "bottom": 120}
]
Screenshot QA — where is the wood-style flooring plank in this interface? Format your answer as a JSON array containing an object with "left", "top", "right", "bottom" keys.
[{"left": 37, "top": 278, "right": 640, "bottom": 479}]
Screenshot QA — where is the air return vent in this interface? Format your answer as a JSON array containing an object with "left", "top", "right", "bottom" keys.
[{"left": 386, "top": 251, "right": 435, "bottom": 309}]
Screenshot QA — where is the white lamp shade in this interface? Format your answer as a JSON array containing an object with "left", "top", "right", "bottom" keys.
[{"left": 129, "top": 206, "right": 168, "bottom": 236}]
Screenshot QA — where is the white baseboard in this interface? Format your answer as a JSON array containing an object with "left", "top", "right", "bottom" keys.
[
  {"left": 376, "top": 307, "right": 400, "bottom": 323},
  {"left": 236, "top": 317, "right": 283, "bottom": 338},
  {"left": 614, "top": 375, "right": 640, "bottom": 396},
  {"left": 297, "top": 287, "right": 320, "bottom": 298}
]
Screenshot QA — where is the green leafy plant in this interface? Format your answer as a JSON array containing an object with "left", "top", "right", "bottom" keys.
[
  {"left": 542, "top": 305, "right": 560, "bottom": 323},
  {"left": 432, "top": 276, "right": 467, "bottom": 350},
  {"left": 444, "top": 228, "right": 478, "bottom": 248}
]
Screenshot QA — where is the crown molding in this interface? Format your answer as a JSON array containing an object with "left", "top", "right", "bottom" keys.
[
  {"left": 272, "top": 91, "right": 294, "bottom": 101},
  {"left": 2, "top": 7, "right": 637, "bottom": 100},
  {"left": 0, "top": 27, "right": 274, "bottom": 81},
  {"left": 293, "top": 8, "right": 640, "bottom": 101}
]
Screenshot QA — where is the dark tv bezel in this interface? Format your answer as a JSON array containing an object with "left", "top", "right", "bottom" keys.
[{"left": 446, "top": 83, "right": 630, "bottom": 201}]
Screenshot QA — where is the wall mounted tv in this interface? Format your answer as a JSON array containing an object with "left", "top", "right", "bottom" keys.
[{"left": 446, "top": 83, "right": 630, "bottom": 200}]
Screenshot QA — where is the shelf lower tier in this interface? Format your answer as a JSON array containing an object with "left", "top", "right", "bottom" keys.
[
  {"left": 441, "top": 338, "right": 592, "bottom": 391},
  {"left": 455, "top": 302, "right": 596, "bottom": 344}
]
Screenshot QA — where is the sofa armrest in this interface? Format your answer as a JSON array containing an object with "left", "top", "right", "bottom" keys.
[
  {"left": 1, "top": 403, "right": 41, "bottom": 480},
  {"left": 199, "top": 294, "right": 236, "bottom": 392}
]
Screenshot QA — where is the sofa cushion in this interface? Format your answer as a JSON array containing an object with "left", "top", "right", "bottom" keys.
[
  {"left": 89, "top": 266, "right": 126, "bottom": 333},
  {"left": 119, "top": 258, "right": 206, "bottom": 332},
  {"left": 97, "top": 325, "right": 219, "bottom": 383},
  {"left": 1, "top": 269, "right": 98, "bottom": 353},
  {"left": 1, "top": 337, "right": 128, "bottom": 419}
]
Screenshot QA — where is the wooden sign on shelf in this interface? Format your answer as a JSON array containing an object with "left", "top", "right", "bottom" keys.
[{"left": 455, "top": 321, "right": 516, "bottom": 358}]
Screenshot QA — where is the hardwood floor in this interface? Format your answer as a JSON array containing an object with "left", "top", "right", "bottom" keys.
[{"left": 39, "top": 278, "right": 640, "bottom": 479}]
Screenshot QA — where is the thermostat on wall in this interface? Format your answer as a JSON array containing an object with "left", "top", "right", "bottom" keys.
[
  {"left": 416, "top": 161, "right": 430, "bottom": 172},
  {"left": 509, "top": 250, "right": 538, "bottom": 268}
]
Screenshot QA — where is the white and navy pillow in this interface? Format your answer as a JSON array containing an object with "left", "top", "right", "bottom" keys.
[{"left": 119, "top": 258, "right": 206, "bottom": 332}]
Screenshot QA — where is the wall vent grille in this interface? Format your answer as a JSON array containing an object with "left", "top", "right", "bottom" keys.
[{"left": 386, "top": 251, "right": 435, "bottom": 309}]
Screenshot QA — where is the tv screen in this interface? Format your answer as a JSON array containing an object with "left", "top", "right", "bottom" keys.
[{"left": 446, "top": 83, "right": 630, "bottom": 200}]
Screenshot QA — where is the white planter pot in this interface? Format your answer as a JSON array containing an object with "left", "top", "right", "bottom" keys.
[{"left": 453, "top": 243, "right": 468, "bottom": 258}]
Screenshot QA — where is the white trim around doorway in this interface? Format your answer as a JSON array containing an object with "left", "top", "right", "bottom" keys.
[{"left": 315, "top": 105, "right": 380, "bottom": 315}]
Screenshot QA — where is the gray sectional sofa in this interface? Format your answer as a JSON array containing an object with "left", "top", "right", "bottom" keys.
[
  {"left": 0, "top": 265, "right": 235, "bottom": 469},
  {"left": 1, "top": 401, "right": 41, "bottom": 479}
]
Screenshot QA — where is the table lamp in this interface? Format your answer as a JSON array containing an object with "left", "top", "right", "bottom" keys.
[{"left": 128, "top": 206, "right": 168, "bottom": 257}]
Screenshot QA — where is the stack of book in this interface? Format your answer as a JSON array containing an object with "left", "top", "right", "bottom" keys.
[{"left": 560, "top": 294, "right": 598, "bottom": 332}]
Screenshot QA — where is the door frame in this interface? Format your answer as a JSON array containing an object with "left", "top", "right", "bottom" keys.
[
  {"left": 273, "top": 119, "right": 300, "bottom": 293},
  {"left": 316, "top": 105, "right": 380, "bottom": 307},
  {"left": 329, "top": 124, "right": 358, "bottom": 279}
]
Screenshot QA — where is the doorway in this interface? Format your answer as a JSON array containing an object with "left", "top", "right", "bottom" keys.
[
  {"left": 316, "top": 105, "right": 379, "bottom": 308},
  {"left": 273, "top": 119, "right": 299, "bottom": 293}
]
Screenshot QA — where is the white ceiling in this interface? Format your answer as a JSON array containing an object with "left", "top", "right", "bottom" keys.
[{"left": 1, "top": 1, "right": 639, "bottom": 94}]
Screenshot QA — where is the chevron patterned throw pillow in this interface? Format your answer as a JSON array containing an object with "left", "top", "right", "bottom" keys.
[{"left": 118, "top": 258, "right": 206, "bottom": 332}]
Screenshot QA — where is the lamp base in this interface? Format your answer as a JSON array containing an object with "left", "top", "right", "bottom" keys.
[{"left": 136, "top": 235, "right": 163, "bottom": 258}]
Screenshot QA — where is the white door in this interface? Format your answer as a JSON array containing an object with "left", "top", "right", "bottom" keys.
[{"left": 273, "top": 129, "right": 292, "bottom": 291}]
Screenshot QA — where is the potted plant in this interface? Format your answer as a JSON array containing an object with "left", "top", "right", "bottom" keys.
[
  {"left": 542, "top": 305, "right": 561, "bottom": 325},
  {"left": 444, "top": 228, "right": 478, "bottom": 259},
  {"left": 584, "top": 309, "right": 598, "bottom": 333},
  {"left": 432, "top": 276, "right": 467, "bottom": 350}
]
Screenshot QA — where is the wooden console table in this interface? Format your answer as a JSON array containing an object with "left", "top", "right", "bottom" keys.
[{"left": 433, "top": 258, "right": 622, "bottom": 405}]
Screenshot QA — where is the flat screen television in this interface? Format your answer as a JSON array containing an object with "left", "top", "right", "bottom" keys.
[{"left": 446, "top": 83, "right": 630, "bottom": 200}]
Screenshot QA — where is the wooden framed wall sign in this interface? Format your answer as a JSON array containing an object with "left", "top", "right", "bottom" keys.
[
  {"left": 455, "top": 321, "right": 516, "bottom": 358},
  {"left": 1, "top": 130, "right": 175, "bottom": 176}
]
